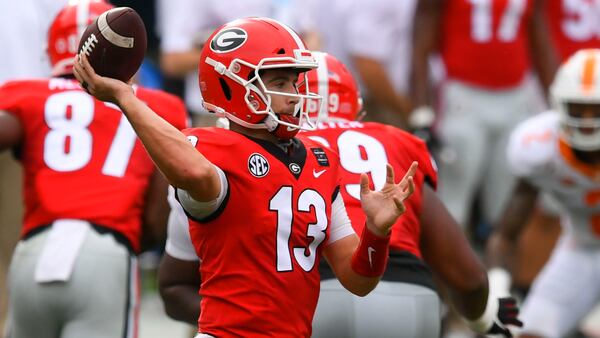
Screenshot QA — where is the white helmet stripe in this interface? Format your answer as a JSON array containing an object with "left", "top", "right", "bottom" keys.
[
  {"left": 315, "top": 52, "right": 329, "bottom": 119},
  {"left": 76, "top": 0, "right": 91, "bottom": 39}
]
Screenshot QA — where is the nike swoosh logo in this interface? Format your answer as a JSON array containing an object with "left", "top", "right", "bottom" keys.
[
  {"left": 368, "top": 247, "right": 375, "bottom": 268},
  {"left": 313, "top": 169, "right": 327, "bottom": 178}
]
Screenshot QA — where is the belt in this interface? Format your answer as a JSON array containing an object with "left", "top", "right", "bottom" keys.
[{"left": 23, "top": 222, "right": 134, "bottom": 254}]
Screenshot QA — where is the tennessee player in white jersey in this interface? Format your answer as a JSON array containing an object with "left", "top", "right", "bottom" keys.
[{"left": 487, "top": 49, "right": 600, "bottom": 338}]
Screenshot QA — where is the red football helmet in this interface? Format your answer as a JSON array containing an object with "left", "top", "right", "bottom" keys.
[
  {"left": 199, "top": 17, "right": 322, "bottom": 138},
  {"left": 306, "top": 52, "right": 363, "bottom": 121},
  {"left": 48, "top": 0, "right": 113, "bottom": 76}
]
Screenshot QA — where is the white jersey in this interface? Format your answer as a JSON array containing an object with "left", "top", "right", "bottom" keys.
[{"left": 507, "top": 111, "right": 600, "bottom": 248}]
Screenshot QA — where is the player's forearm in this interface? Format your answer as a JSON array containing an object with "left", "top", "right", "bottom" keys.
[
  {"left": 324, "top": 235, "right": 381, "bottom": 297},
  {"left": 528, "top": 0, "right": 558, "bottom": 95},
  {"left": 335, "top": 260, "right": 380, "bottom": 297},
  {"left": 160, "top": 285, "right": 201, "bottom": 325},
  {"left": 450, "top": 281, "right": 489, "bottom": 321},
  {"left": 115, "top": 92, "right": 219, "bottom": 200},
  {"left": 486, "top": 180, "right": 538, "bottom": 269},
  {"left": 410, "top": 0, "right": 441, "bottom": 107}
]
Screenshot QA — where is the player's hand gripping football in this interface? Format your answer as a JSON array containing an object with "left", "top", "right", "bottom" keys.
[
  {"left": 73, "top": 53, "right": 134, "bottom": 104},
  {"left": 360, "top": 162, "right": 417, "bottom": 237}
]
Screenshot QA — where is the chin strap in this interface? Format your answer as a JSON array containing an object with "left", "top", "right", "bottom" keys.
[{"left": 263, "top": 114, "right": 279, "bottom": 132}]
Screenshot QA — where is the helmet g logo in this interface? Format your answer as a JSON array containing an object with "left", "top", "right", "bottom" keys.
[{"left": 210, "top": 28, "right": 248, "bottom": 53}]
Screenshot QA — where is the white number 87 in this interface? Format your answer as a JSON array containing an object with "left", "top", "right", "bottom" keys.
[{"left": 43, "top": 91, "right": 137, "bottom": 177}]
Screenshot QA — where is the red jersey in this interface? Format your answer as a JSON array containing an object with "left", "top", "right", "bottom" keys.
[
  {"left": 0, "top": 77, "right": 187, "bottom": 252},
  {"left": 301, "top": 121, "right": 437, "bottom": 258},
  {"left": 184, "top": 128, "right": 340, "bottom": 337},
  {"left": 441, "top": 0, "right": 534, "bottom": 88},
  {"left": 546, "top": 0, "right": 600, "bottom": 61}
]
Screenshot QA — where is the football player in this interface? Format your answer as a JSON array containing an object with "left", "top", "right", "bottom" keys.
[
  {"left": 411, "top": 0, "right": 557, "bottom": 236},
  {"left": 74, "top": 17, "right": 417, "bottom": 337},
  {"left": 304, "top": 52, "right": 522, "bottom": 338},
  {"left": 155, "top": 52, "right": 524, "bottom": 338},
  {"left": 545, "top": 0, "right": 600, "bottom": 61},
  {"left": 0, "top": 1, "right": 188, "bottom": 338},
  {"left": 487, "top": 48, "right": 600, "bottom": 338}
]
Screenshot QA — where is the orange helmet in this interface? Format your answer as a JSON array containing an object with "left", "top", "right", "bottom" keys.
[
  {"left": 306, "top": 52, "right": 363, "bottom": 121},
  {"left": 198, "top": 17, "right": 322, "bottom": 138},
  {"left": 47, "top": 0, "right": 113, "bottom": 76}
]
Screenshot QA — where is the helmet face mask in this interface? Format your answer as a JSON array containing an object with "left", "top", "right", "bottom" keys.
[
  {"left": 560, "top": 102, "right": 600, "bottom": 151},
  {"left": 552, "top": 49, "right": 600, "bottom": 151},
  {"left": 47, "top": 0, "right": 113, "bottom": 77},
  {"left": 199, "top": 18, "right": 323, "bottom": 138}
]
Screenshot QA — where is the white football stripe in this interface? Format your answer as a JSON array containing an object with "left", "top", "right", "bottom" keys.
[{"left": 97, "top": 11, "right": 135, "bottom": 48}]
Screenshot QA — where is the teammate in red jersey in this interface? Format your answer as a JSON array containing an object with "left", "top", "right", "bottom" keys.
[
  {"left": 304, "top": 52, "right": 522, "bottom": 337},
  {"left": 411, "top": 0, "right": 557, "bottom": 237},
  {"left": 545, "top": 0, "right": 600, "bottom": 61},
  {"left": 74, "top": 17, "right": 417, "bottom": 337},
  {"left": 0, "top": 2, "right": 187, "bottom": 337}
]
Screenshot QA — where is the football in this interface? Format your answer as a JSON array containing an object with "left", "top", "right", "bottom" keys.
[{"left": 77, "top": 7, "right": 147, "bottom": 82}]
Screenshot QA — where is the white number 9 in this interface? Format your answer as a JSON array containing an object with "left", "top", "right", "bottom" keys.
[{"left": 337, "top": 130, "right": 388, "bottom": 200}]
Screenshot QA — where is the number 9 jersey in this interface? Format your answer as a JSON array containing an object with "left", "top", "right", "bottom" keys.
[
  {"left": 301, "top": 121, "right": 438, "bottom": 258},
  {"left": 0, "top": 78, "right": 187, "bottom": 252}
]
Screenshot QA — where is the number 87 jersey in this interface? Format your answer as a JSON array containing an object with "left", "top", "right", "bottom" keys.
[
  {"left": 0, "top": 78, "right": 187, "bottom": 252},
  {"left": 301, "top": 121, "right": 438, "bottom": 258}
]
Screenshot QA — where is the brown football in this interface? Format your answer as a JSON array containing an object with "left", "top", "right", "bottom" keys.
[{"left": 77, "top": 7, "right": 147, "bottom": 82}]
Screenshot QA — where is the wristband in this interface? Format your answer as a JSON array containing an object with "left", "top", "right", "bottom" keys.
[
  {"left": 488, "top": 267, "right": 512, "bottom": 297},
  {"left": 351, "top": 225, "right": 391, "bottom": 277},
  {"left": 408, "top": 106, "right": 436, "bottom": 129}
]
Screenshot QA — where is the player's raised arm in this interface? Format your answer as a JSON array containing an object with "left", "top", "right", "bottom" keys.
[
  {"left": 73, "top": 53, "right": 219, "bottom": 202},
  {"left": 324, "top": 162, "right": 417, "bottom": 296}
]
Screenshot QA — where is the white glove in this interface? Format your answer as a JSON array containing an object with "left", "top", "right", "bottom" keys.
[{"left": 408, "top": 106, "right": 436, "bottom": 129}]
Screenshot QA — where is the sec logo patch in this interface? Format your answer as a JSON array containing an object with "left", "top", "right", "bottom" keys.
[{"left": 248, "top": 153, "right": 269, "bottom": 177}]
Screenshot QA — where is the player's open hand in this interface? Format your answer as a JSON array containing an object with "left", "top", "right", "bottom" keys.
[
  {"left": 73, "top": 53, "right": 133, "bottom": 104},
  {"left": 360, "top": 162, "right": 417, "bottom": 236}
]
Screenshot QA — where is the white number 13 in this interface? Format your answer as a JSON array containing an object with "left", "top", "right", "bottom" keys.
[{"left": 270, "top": 187, "right": 328, "bottom": 272}]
